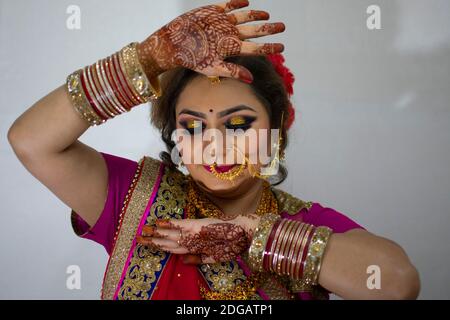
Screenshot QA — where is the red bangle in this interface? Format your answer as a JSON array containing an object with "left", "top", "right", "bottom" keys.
[
  {"left": 79, "top": 68, "right": 108, "bottom": 121},
  {"left": 296, "top": 224, "right": 315, "bottom": 279},
  {"left": 89, "top": 64, "right": 117, "bottom": 117},
  {"left": 104, "top": 56, "right": 133, "bottom": 111},
  {"left": 262, "top": 218, "right": 281, "bottom": 271},
  {"left": 112, "top": 52, "right": 140, "bottom": 106}
]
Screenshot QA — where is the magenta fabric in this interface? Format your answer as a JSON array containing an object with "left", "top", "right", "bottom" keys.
[
  {"left": 71, "top": 152, "right": 138, "bottom": 255},
  {"left": 71, "top": 151, "right": 365, "bottom": 254},
  {"left": 281, "top": 203, "right": 365, "bottom": 232}
]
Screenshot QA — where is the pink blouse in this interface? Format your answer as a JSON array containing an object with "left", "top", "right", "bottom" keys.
[{"left": 71, "top": 152, "right": 365, "bottom": 256}]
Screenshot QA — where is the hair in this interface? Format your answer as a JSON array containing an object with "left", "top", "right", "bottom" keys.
[{"left": 150, "top": 55, "right": 290, "bottom": 186}]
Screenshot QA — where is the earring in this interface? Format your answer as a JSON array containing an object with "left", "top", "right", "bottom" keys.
[{"left": 247, "top": 112, "right": 286, "bottom": 180}]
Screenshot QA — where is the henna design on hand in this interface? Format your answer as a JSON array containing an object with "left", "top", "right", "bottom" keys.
[
  {"left": 179, "top": 223, "right": 251, "bottom": 263},
  {"left": 137, "top": 0, "right": 284, "bottom": 82}
]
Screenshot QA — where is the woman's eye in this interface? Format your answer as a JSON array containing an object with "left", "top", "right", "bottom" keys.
[
  {"left": 180, "top": 120, "right": 205, "bottom": 135},
  {"left": 225, "top": 116, "right": 256, "bottom": 131}
]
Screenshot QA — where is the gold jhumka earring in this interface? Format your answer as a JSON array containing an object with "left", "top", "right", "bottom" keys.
[{"left": 245, "top": 112, "right": 286, "bottom": 181}]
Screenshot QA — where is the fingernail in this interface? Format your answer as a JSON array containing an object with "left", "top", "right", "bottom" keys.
[
  {"left": 155, "top": 219, "right": 169, "bottom": 227},
  {"left": 274, "top": 22, "right": 286, "bottom": 33},
  {"left": 274, "top": 43, "right": 285, "bottom": 53},
  {"left": 141, "top": 226, "right": 155, "bottom": 236}
]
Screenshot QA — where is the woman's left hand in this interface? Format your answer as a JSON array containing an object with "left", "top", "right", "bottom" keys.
[{"left": 136, "top": 214, "right": 260, "bottom": 264}]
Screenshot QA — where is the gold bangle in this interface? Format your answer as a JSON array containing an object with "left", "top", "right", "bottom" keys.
[
  {"left": 247, "top": 212, "right": 280, "bottom": 272},
  {"left": 302, "top": 226, "right": 333, "bottom": 285},
  {"left": 120, "top": 42, "right": 161, "bottom": 103},
  {"left": 66, "top": 70, "right": 106, "bottom": 126}
]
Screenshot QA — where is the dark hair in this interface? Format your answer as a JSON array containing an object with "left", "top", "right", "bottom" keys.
[{"left": 150, "top": 55, "right": 290, "bottom": 185}]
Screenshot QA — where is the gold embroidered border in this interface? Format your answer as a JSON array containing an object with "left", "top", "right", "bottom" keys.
[
  {"left": 101, "top": 156, "right": 162, "bottom": 300},
  {"left": 117, "top": 165, "right": 187, "bottom": 299},
  {"left": 272, "top": 188, "right": 312, "bottom": 215},
  {"left": 200, "top": 261, "right": 247, "bottom": 293}
]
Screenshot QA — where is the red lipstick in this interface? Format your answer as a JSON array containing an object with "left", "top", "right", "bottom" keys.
[{"left": 203, "top": 164, "right": 237, "bottom": 174}]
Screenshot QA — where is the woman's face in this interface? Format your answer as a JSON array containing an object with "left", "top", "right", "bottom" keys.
[{"left": 175, "top": 75, "right": 271, "bottom": 196}]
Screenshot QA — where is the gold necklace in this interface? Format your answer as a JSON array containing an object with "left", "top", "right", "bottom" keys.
[
  {"left": 185, "top": 176, "right": 278, "bottom": 220},
  {"left": 184, "top": 175, "right": 279, "bottom": 300}
]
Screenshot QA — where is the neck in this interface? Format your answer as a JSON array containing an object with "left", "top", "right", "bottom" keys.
[{"left": 201, "top": 178, "right": 265, "bottom": 217}]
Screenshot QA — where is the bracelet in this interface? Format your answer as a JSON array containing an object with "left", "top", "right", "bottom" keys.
[
  {"left": 247, "top": 212, "right": 280, "bottom": 272},
  {"left": 293, "top": 224, "right": 314, "bottom": 280},
  {"left": 258, "top": 218, "right": 333, "bottom": 283},
  {"left": 302, "top": 226, "right": 333, "bottom": 285},
  {"left": 66, "top": 42, "right": 161, "bottom": 126}
]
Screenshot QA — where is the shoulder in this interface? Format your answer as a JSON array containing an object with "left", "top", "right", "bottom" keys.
[
  {"left": 272, "top": 187, "right": 365, "bottom": 233},
  {"left": 271, "top": 187, "right": 313, "bottom": 215}
]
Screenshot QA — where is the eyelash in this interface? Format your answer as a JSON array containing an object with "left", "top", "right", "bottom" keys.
[{"left": 179, "top": 116, "right": 257, "bottom": 135}]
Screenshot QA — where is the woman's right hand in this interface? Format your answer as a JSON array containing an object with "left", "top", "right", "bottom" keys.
[{"left": 137, "top": 0, "right": 286, "bottom": 83}]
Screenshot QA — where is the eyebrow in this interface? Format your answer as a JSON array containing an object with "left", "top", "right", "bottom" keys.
[
  {"left": 218, "top": 105, "right": 257, "bottom": 118},
  {"left": 178, "top": 105, "right": 257, "bottom": 119}
]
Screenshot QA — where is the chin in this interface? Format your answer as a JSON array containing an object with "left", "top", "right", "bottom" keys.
[{"left": 188, "top": 165, "right": 254, "bottom": 194}]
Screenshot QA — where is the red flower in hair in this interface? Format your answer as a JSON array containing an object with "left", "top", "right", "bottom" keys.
[{"left": 267, "top": 53, "right": 296, "bottom": 129}]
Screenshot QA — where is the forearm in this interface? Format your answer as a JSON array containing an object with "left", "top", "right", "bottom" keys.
[
  {"left": 319, "top": 229, "right": 420, "bottom": 299},
  {"left": 245, "top": 215, "right": 420, "bottom": 300},
  {"left": 8, "top": 84, "right": 90, "bottom": 157}
]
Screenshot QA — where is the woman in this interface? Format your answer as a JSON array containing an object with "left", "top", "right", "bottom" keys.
[{"left": 8, "top": 0, "right": 420, "bottom": 300}]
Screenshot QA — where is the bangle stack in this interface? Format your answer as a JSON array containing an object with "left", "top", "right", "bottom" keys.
[
  {"left": 247, "top": 213, "right": 333, "bottom": 286},
  {"left": 66, "top": 42, "right": 161, "bottom": 126}
]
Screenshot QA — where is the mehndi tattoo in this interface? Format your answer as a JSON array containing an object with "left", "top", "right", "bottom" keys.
[
  {"left": 178, "top": 223, "right": 251, "bottom": 263},
  {"left": 137, "top": 0, "right": 283, "bottom": 82}
]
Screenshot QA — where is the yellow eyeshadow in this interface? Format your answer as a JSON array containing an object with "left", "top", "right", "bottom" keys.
[
  {"left": 186, "top": 120, "right": 202, "bottom": 129},
  {"left": 229, "top": 116, "right": 246, "bottom": 126}
]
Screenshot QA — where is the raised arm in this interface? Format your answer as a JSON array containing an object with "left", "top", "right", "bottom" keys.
[{"left": 7, "top": 0, "right": 286, "bottom": 228}]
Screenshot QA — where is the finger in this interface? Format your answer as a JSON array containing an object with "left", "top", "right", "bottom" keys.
[
  {"left": 240, "top": 41, "right": 284, "bottom": 55},
  {"left": 227, "top": 10, "right": 269, "bottom": 25},
  {"left": 237, "top": 22, "right": 285, "bottom": 40},
  {"left": 213, "top": 61, "right": 254, "bottom": 84},
  {"left": 142, "top": 225, "right": 181, "bottom": 241},
  {"left": 136, "top": 235, "right": 164, "bottom": 250},
  {"left": 214, "top": 0, "right": 249, "bottom": 13},
  {"left": 155, "top": 219, "right": 183, "bottom": 230},
  {"left": 137, "top": 236, "right": 179, "bottom": 249}
]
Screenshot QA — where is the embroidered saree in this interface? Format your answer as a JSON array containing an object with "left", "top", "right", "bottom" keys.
[{"left": 71, "top": 152, "right": 365, "bottom": 300}]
